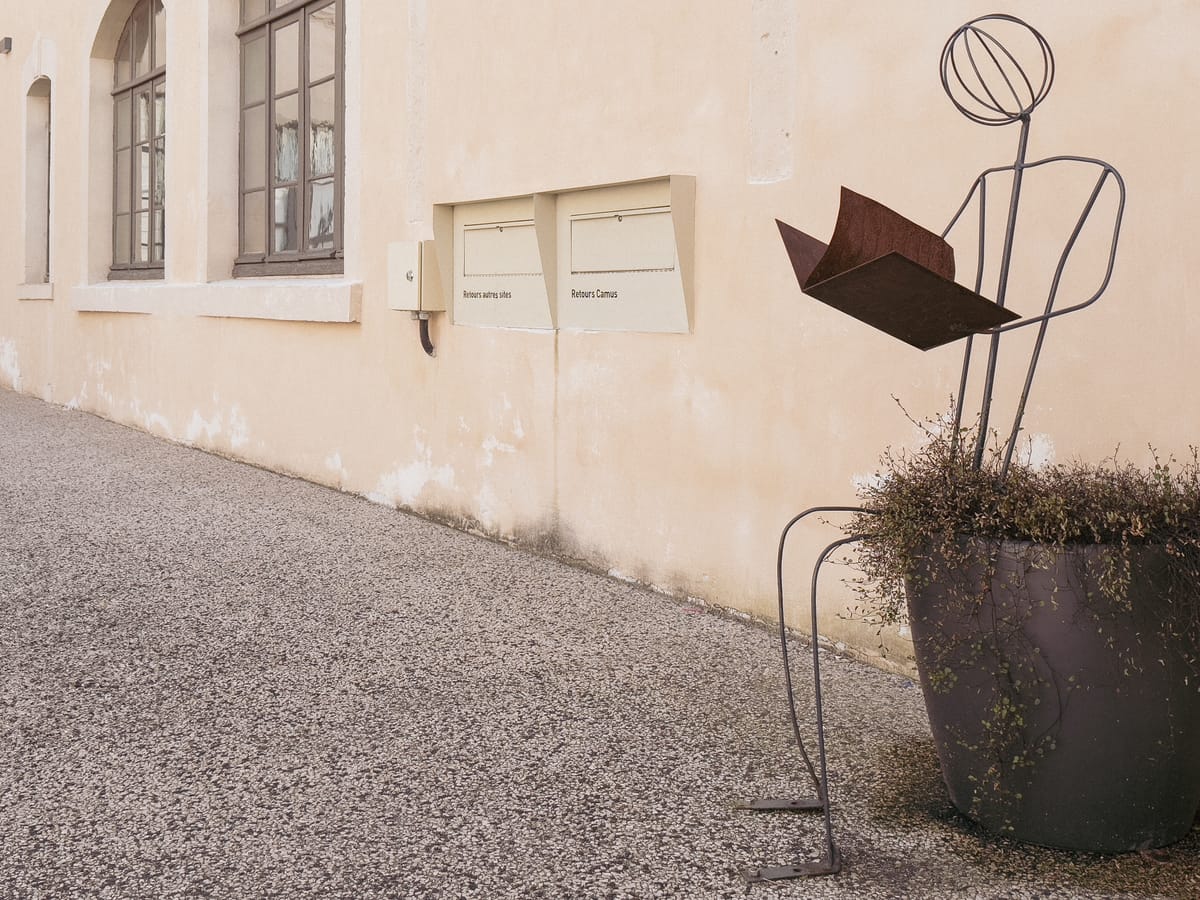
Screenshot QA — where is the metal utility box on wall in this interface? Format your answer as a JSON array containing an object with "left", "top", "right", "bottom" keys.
[
  {"left": 556, "top": 176, "right": 695, "bottom": 333},
  {"left": 433, "top": 195, "right": 557, "bottom": 330},
  {"left": 431, "top": 175, "right": 694, "bottom": 334},
  {"left": 386, "top": 240, "right": 445, "bottom": 313}
]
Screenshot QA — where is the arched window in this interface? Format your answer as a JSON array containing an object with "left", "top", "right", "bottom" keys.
[
  {"left": 25, "top": 78, "right": 52, "bottom": 285},
  {"left": 111, "top": 0, "right": 165, "bottom": 277}
]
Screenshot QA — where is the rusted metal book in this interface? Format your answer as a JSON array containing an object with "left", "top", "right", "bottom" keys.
[{"left": 777, "top": 187, "right": 1018, "bottom": 350}]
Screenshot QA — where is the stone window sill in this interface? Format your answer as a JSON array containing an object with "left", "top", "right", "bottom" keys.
[
  {"left": 17, "top": 282, "right": 54, "bottom": 301},
  {"left": 69, "top": 278, "right": 361, "bottom": 323}
]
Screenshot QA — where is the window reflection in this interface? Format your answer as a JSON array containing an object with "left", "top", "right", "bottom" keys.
[
  {"left": 243, "top": 191, "right": 266, "bottom": 255},
  {"left": 274, "top": 94, "right": 300, "bottom": 184},
  {"left": 116, "top": 97, "right": 131, "bottom": 147},
  {"left": 136, "top": 145, "right": 151, "bottom": 211},
  {"left": 274, "top": 22, "right": 299, "bottom": 96},
  {"left": 309, "top": 80, "right": 335, "bottom": 178},
  {"left": 243, "top": 36, "right": 267, "bottom": 106},
  {"left": 308, "top": 6, "right": 336, "bottom": 82},
  {"left": 242, "top": 0, "right": 268, "bottom": 24},
  {"left": 243, "top": 107, "right": 267, "bottom": 190},
  {"left": 136, "top": 90, "right": 150, "bottom": 144},
  {"left": 274, "top": 185, "right": 297, "bottom": 252},
  {"left": 152, "top": 210, "right": 165, "bottom": 263},
  {"left": 115, "top": 29, "right": 132, "bottom": 86},
  {"left": 153, "top": 140, "right": 165, "bottom": 207},
  {"left": 132, "top": 3, "right": 151, "bottom": 77},
  {"left": 115, "top": 150, "right": 131, "bottom": 214},
  {"left": 152, "top": 0, "right": 166, "bottom": 70},
  {"left": 114, "top": 215, "right": 131, "bottom": 265},
  {"left": 134, "top": 211, "right": 150, "bottom": 263},
  {"left": 153, "top": 83, "right": 165, "bottom": 137},
  {"left": 309, "top": 179, "right": 335, "bottom": 248}
]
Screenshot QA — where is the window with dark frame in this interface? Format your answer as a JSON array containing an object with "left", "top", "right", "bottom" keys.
[
  {"left": 237, "top": 0, "right": 343, "bottom": 277},
  {"left": 111, "top": 0, "right": 166, "bottom": 279}
]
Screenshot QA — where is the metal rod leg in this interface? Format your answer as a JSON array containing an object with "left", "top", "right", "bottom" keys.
[
  {"left": 742, "top": 517, "right": 866, "bottom": 883},
  {"left": 810, "top": 537, "right": 863, "bottom": 862}
]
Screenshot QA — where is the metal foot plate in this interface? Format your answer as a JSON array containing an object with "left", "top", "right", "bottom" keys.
[{"left": 744, "top": 853, "right": 842, "bottom": 883}]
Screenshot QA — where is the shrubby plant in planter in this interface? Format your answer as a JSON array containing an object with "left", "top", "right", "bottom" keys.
[{"left": 849, "top": 423, "right": 1200, "bottom": 852}]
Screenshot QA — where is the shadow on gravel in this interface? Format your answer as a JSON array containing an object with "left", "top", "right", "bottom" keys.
[
  {"left": 866, "top": 736, "right": 958, "bottom": 827},
  {"left": 866, "top": 737, "right": 1200, "bottom": 899}
]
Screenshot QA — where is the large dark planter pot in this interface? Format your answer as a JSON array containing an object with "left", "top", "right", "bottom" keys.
[{"left": 906, "top": 539, "right": 1200, "bottom": 852}]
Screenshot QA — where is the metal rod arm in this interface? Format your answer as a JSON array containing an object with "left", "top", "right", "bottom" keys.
[{"left": 999, "top": 166, "right": 1120, "bottom": 476}]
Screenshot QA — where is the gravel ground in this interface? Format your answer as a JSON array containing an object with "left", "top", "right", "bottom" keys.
[{"left": 1, "top": 386, "right": 1197, "bottom": 900}]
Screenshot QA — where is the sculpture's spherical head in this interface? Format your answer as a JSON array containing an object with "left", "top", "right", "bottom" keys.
[{"left": 941, "top": 14, "right": 1054, "bottom": 126}]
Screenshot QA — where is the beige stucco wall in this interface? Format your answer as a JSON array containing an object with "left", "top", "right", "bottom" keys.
[{"left": 2, "top": 1, "right": 1197, "bottom": 671}]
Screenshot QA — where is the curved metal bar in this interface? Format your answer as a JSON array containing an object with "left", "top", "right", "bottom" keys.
[
  {"left": 940, "top": 14, "right": 1054, "bottom": 127},
  {"left": 950, "top": 176, "right": 988, "bottom": 454},
  {"left": 962, "top": 29, "right": 1006, "bottom": 115},
  {"left": 950, "top": 156, "right": 1125, "bottom": 331},
  {"left": 1000, "top": 166, "right": 1121, "bottom": 477},
  {"left": 940, "top": 172, "right": 987, "bottom": 240},
  {"left": 744, "top": 507, "right": 876, "bottom": 882},
  {"left": 971, "top": 27, "right": 1029, "bottom": 114},
  {"left": 809, "top": 534, "right": 868, "bottom": 863},
  {"left": 972, "top": 114, "right": 1032, "bottom": 469},
  {"left": 775, "top": 506, "right": 871, "bottom": 793},
  {"left": 984, "top": 159, "right": 1126, "bottom": 335},
  {"left": 941, "top": 153, "right": 1125, "bottom": 477}
]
